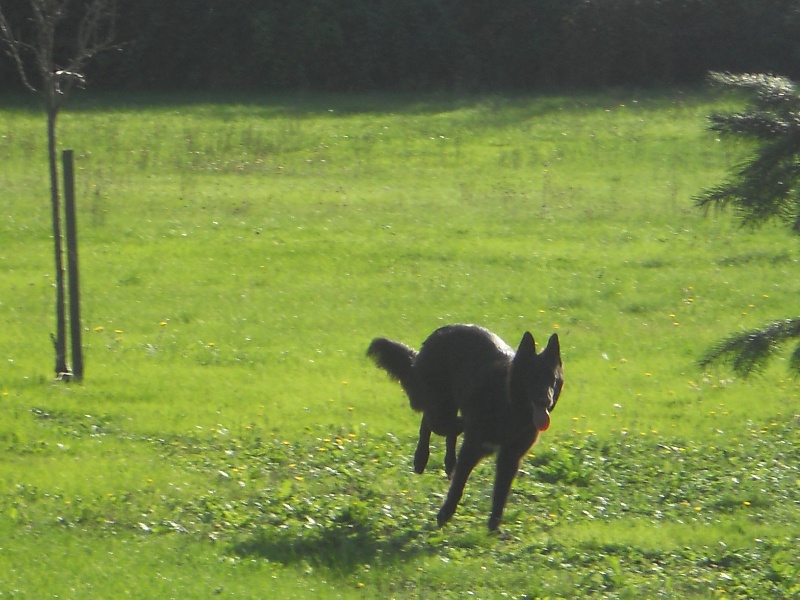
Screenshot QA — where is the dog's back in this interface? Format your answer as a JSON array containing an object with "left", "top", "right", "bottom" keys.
[
  {"left": 413, "top": 325, "right": 513, "bottom": 408},
  {"left": 369, "top": 324, "right": 512, "bottom": 412}
]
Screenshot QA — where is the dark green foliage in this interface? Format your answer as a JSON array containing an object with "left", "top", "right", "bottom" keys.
[
  {"left": 697, "top": 72, "right": 800, "bottom": 376},
  {"left": 3, "top": 0, "right": 800, "bottom": 92},
  {"left": 700, "top": 318, "right": 800, "bottom": 377},
  {"left": 698, "top": 73, "right": 800, "bottom": 232}
]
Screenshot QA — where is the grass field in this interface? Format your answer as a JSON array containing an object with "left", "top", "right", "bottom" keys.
[{"left": 0, "top": 90, "right": 798, "bottom": 598}]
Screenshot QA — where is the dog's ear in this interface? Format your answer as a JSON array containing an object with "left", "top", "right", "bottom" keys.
[
  {"left": 539, "top": 333, "right": 562, "bottom": 368},
  {"left": 543, "top": 333, "right": 564, "bottom": 409},
  {"left": 515, "top": 331, "right": 537, "bottom": 361},
  {"left": 543, "top": 333, "right": 560, "bottom": 360}
]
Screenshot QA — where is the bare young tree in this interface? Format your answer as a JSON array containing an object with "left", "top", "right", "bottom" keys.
[{"left": 0, "top": 0, "right": 117, "bottom": 378}]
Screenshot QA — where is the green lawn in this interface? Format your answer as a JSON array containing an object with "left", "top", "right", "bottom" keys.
[{"left": 0, "top": 90, "right": 797, "bottom": 598}]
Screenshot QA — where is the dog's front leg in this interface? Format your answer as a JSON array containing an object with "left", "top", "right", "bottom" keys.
[
  {"left": 487, "top": 448, "right": 524, "bottom": 532},
  {"left": 437, "top": 440, "right": 483, "bottom": 527},
  {"left": 414, "top": 418, "right": 432, "bottom": 474}
]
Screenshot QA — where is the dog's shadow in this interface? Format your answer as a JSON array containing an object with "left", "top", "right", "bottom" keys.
[{"left": 230, "top": 522, "right": 437, "bottom": 572}]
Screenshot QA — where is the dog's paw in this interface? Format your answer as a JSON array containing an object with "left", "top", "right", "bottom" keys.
[
  {"left": 490, "top": 527, "right": 510, "bottom": 540},
  {"left": 444, "top": 457, "right": 456, "bottom": 479},
  {"left": 488, "top": 515, "right": 503, "bottom": 532},
  {"left": 437, "top": 505, "right": 455, "bottom": 528},
  {"left": 413, "top": 448, "right": 429, "bottom": 474}
]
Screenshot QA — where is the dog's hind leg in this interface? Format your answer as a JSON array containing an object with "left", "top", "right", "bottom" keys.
[
  {"left": 413, "top": 418, "right": 431, "bottom": 474},
  {"left": 444, "top": 434, "right": 457, "bottom": 478},
  {"left": 425, "top": 406, "right": 462, "bottom": 477},
  {"left": 437, "top": 439, "right": 485, "bottom": 527}
]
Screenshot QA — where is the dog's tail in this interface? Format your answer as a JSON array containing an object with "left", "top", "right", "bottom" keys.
[{"left": 367, "top": 337, "right": 416, "bottom": 382}]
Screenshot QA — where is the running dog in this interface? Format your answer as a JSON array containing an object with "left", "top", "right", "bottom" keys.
[{"left": 367, "top": 324, "right": 563, "bottom": 532}]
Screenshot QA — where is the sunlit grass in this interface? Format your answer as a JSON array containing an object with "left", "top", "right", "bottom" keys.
[{"left": 0, "top": 90, "right": 797, "bottom": 597}]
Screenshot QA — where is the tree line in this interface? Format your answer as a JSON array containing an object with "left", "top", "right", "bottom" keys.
[{"left": 1, "top": 0, "right": 798, "bottom": 93}]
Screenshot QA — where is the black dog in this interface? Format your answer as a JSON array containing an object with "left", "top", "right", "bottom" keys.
[{"left": 367, "top": 324, "right": 563, "bottom": 532}]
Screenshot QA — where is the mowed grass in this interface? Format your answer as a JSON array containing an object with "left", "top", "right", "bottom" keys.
[{"left": 0, "top": 90, "right": 797, "bottom": 598}]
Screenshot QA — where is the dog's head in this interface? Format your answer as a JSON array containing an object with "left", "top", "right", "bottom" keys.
[{"left": 511, "top": 332, "right": 564, "bottom": 432}]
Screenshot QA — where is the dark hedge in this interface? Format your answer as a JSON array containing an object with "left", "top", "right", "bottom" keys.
[{"left": 2, "top": 0, "right": 799, "bottom": 92}]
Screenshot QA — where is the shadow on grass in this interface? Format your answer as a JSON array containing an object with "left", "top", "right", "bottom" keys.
[{"left": 230, "top": 523, "right": 436, "bottom": 572}]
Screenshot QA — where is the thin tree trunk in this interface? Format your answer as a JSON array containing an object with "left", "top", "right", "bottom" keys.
[{"left": 48, "top": 107, "right": 68, "bottom": 377}]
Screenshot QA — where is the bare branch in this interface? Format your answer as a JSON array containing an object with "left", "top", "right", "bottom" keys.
[
  {"left": 0, "top": 4, "right": 38, "bottom": 91},
  {"left": 2, "top": 0, "right": 119, "bottom": 102},
  {"left": 78, "top": 0, "right": 117, "bottom": 57},
  {"left": 62, "top": 0, "right": 118, "bottom": 95}
]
